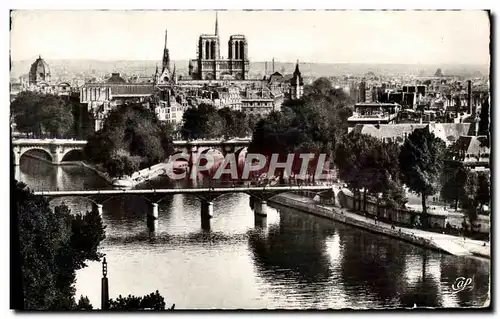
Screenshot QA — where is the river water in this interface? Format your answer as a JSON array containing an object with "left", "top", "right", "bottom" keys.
[{"left": 16, "top": 155, "right": 491, "bottom": 309}]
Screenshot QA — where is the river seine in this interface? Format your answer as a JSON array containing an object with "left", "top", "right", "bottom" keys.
[{"left": 16, "top": 155, "right": 490, "bottom": 309}]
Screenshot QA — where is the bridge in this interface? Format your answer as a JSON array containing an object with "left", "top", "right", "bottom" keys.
[
  {"left": 12, "top": 138, "right": 252, "bottom": 166},
  {"left": 34, "top": 185, "right": 334, "bottom": 232}
]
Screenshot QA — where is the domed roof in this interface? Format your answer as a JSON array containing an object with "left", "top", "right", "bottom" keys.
[
  {"left": 30, "top": 55, "right": 50, "bottom": 77},
  {"left": 29, "top": 55, "right": 51, "bottom": 84}
]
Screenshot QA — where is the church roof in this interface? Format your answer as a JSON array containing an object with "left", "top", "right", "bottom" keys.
[
  {"left": 83, "top": 83, "right": 153, "bottom": 96},
  {"left": 110, "top": 84, "right": 153, "bottom": 96}
]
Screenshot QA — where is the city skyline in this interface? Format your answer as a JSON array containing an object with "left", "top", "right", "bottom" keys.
[{"left": 10, "top": 10, "right": 490, "bottom": 65}]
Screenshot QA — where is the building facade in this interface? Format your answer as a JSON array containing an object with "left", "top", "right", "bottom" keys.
[{"left": 188, "top": 13, "right": 250, "bottom": 80}]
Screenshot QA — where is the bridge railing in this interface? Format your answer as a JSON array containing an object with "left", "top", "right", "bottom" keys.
[{"left": 32, "top": 182, "right": 335, "bottom": 194}]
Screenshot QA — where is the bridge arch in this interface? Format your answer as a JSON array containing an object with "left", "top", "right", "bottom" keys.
[
  {"left": 61, "top": 148, "right": 87, "bottom": 162},
  {"left": 18, "top": 147, "right": 53, "bottom": 164}
]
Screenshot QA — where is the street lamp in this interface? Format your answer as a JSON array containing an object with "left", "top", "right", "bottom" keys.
[
  {"left": 102, "top": 257, "right": 107, "bottom": 278},
  {"left": 101, "top": 257, "right": 109, "bottom": 310}
]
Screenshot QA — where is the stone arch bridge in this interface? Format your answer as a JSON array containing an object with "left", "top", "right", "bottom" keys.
[{"left": 12, "top": 138, "right": 252, "bottom": 166}]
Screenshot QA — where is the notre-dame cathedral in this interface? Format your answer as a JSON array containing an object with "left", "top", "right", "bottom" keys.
[{"left": 188, "top": 13, "right": 250, "bottom": 80}]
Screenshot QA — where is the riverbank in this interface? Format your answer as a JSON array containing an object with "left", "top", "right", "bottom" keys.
[
  {"left": 269, "top": 193, "right": 490, "bottom": 259},
  {"left": 80, "top": 161, "right": 168, "bottom": 188}
]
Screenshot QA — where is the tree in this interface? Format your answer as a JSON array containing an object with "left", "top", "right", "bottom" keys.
[
  {"left": 15, "top": 181, "right": 106, "bottom": 309},
  {"left": 478, "top": 96, "right": 490, "bottom": 139},
  {"left": 75, "top": 296, "right": 93, "bottom": 310},
  {"left": 108, "top": 291, "right": 173, "bottom": 310},
  {"left": 335, "top": 131, "right": 378, "bottom": 211},
  {"left": 38, "top": 94, "right": 74, "bottom": 138},
  {"left": 462, "top": 170, "right": 480, "bottom": 231},
  {"left": 10, "top": 91, "right": 41, "bottom": 136},
  {"left": 84, "top": 104, "right": 174, "bottom": 178},
  {"left": 336, "top": 132, "right": 402, "bottom": 212},
  {"left": 399, "top": 128, "right": 445, "bottom": 227},
  {"left": 440, "top": 160, "right": 468, "bottom": 211},
  {"left": 10, "top": 91, "right": 74, "bottom": 138},
  {"left": 476, "top": 171, "right": 490, "bottom": 211},
  {"left": 181, "top": 104, "right": 219, "bottom": 140}
]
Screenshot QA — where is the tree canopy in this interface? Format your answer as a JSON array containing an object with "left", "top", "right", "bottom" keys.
[
  {"left": 11, "top": 91, "right": 74, "bottom": 138},
  {"left": 478, "top": 96, "right": 490, "bottom": 140},
  {"left": 440, "top": 159, "right": 468, "bottom": 211},
  {"left": 181, "top": 104, "right": 252, "bottom": 140},
  {"left": 108, "top": 291, "right": 173, "bottom": 310},
  {"left": 249, "top": 77, "right": 354, "bottom": 172},
  {"left": 15, "top": 181, "right": 106, "bottom": 310},
  {"left": 399, "top": 128, "right": 445, "bottom": 225},
  {"left": 335, "top": 131, "right": 403, "bottom": 211},
  {"left": 84, "top": 104, "right": 175, "bottom": 178}
]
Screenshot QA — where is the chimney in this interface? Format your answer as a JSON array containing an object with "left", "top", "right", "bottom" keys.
[
  {"left": 467, "top": 80, "right": 472, "bottom": 115},
  {"left": 272, "top": 58, "right": 275, "bottom": 73},
  {"left": 265, "top": 61, "right": 268, "bottom": 76}
]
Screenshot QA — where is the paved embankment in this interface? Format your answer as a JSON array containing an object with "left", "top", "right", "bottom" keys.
[{"left": 269, "top": 193, "right": 490, "bottom": 259}]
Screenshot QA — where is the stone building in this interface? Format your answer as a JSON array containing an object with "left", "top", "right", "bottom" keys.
[
  {"left": 188, "top": 13, "right": 250, "bottom": 80},
  {"left": 153, "top": 87, "right": 186, "bottom": 125},
  {"left": 80, "top": 83, "right": 154, "bottom": 131}
]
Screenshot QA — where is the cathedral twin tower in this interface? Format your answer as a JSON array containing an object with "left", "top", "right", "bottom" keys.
[{"left": 188, "top": 12, "right": 250, "bottom": 80}]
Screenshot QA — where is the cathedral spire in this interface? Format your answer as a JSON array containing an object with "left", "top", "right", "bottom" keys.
[
  {"left": 215, "top": 12, "right": 219, "bottom": 36},
  {"left": 295, "top": 60, "right": 300, "bottom": 74},
  {"left": 164, "top": 30, "right": 168, "bottom": 50},
  {"left": 162, "top": 29, "right": 170, "bottom": 72}
]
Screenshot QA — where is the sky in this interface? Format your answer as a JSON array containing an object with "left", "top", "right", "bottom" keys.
[{"left": 10, "top": 10, "right": 490, "bottom": 65}]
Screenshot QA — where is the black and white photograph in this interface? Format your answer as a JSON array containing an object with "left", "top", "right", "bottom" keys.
[{"left": 8, "top": 8, "right": 492, "bottom": 311}]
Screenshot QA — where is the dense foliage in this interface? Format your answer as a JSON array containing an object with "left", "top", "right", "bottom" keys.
[
  {"left": 15, "top": 181, "right": 106, "bottom": 310},
  {"left": 181, "top": 104, "right": 254, "bottom": 140},
  {"left": 478, "top": 96, "right": 490, "bottom": 140},
  {"left": 335, "top": 131, "right": 404, "bottom": 212},
  {"left": 399, "top": 128, "right": 446, "bottom": 226},
  {"left": 440, "top": 160, "right": 468, "bottom": 211},
  {"left": 84, "top": 104, "right": 175, "bottom": 178},
  {"left": 248, "top": 77, "right": 353, "bottom": 176},
  {"left": 460, "top": 170, "right": 490, "bottom": 227},
  {"left": 11, "top": 91, "right": 74, "bottom": 138},
  {"left": 108, "top": 291, "right": 173, "bottom": 310}
]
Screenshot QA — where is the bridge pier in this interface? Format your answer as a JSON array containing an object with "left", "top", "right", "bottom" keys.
[
  {"left": 13, "top": 148, "right": 20, "bottom": 166},
  {"left": 254, "top": 199, "right": 268, "bottom": 217},
  {"left": 200, "top": 200, "right": 213, "bottom": 230},
  {"left": 254, "top": 213, "right": 267, "bottom": 228},
  {"left": 147, "top": 203, "right": 159, "bottom": 235},
  {"left": 96, "top": 204, "right": 103, "bottom": 216},
  {"left": 201, "top": 201, "right": 213, "bottom": 218}
]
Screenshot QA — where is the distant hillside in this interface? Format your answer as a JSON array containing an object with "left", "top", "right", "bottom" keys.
[{"left": 10, "top": 59, "right": 489, "bottom": 81}]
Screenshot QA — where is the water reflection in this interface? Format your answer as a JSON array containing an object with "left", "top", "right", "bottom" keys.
[{"left": 18, "top": 157, "right": 491, "bottom": 309}]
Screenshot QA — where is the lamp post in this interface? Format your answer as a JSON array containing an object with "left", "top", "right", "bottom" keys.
[{"left": 101, "top": 257, "right": 109, "bottom": 310}]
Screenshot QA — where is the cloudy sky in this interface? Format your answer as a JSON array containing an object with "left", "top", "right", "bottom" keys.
[{"left": 10, "top": 10, "right": 490, "bottom": 65}]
